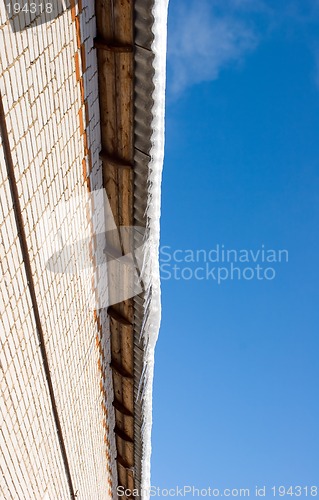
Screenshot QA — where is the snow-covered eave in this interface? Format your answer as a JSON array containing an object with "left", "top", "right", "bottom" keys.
[
  {"left": 133, "top": 0, "right": 169, "bottom": 496},
  {"left": 94, "top": 0, "right": 168, "bottom": 496}
]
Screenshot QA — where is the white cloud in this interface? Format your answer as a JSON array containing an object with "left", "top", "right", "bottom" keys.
[{"left": 167, "top": 0, "right": 259, "bottom": 96}]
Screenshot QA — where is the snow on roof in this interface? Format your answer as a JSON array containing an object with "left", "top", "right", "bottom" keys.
[{"left": 138, "top": 0, "right": 169, "bottom": 495}]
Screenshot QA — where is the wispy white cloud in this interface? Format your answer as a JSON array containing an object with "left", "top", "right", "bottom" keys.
[
  {"left": 167, "top": 0, "right": 260, "bottom": 97},
  {"left": 282, "top": 1, "right": 319, "bottom": 90}
]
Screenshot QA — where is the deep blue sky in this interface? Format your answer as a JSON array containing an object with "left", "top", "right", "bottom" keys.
[{"left": 151, "top": 0, "right": 319, "bottom": 497}]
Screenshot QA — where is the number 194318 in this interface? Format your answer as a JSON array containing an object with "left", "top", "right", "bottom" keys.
[
  {"left": 272, "top": 486, "right": 318, "bottom": 496},
  {"left": 6, "top": 3, "right": 53, "bottom": 14}
]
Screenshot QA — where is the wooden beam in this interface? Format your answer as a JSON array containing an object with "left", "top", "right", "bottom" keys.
[
  {"left": 107, "top": 306, "right": 132, "bottom": 327},
  {"left": 94, "top": 37, "right": 133, "bottom": 53},
  {"left": 113, "top": 398, "right": 134, "bottom": 417},
  {"left": 117, "top": 454, "right": 133, "bottom": 470},
  {"left": 110, "top": 360, "right": 133, "bottom": 380},
  {"left": 114, "top": 425, "right": 134, "bottom": 444},
  {"left": 100, "top": 149, "right": 133, "bottom": 169}
]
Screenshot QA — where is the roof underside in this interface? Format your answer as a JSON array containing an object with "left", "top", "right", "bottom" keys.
[{"left": 94, "top": 0, "right": 163, "bottom": 496}]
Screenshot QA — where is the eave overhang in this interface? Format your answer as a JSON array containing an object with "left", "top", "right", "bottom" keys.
[{"left": 94, "top": 0, "right": 167, "bottom": 497}]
